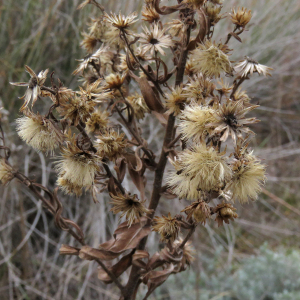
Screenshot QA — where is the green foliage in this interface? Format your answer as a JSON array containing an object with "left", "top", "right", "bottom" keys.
[{"left": 154, "top": 245, "right": 300, "bottom": 300}]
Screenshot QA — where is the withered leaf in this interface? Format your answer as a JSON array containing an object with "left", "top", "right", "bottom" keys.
[
  {"left": 107, "top": 176, "right": 118, "bottom": 196},
  {"left": 98, "top": 252, "right": 133, "bottom": 284},
  {"left": 143, "top": 264, "right": 175, "bottom": 298},
  {"left": 99, "top": 217, "right": 151, "bottom": 254},
  {"left": 129, "top": 71, "right": 164, "bottom": 113},
  {"left": 59, "top": 244, "right": 80, "bottom": 256},
  {"left": 188, "top": 8, "right": 209, "bottom": 51},
  {"left": 128, "top": 167, "right": 146, "bottom": 200},
  {"left": 229, "top": 32, "right": 242, "bottom": 43},
  {"left": 114, "top": 158, "right": 127, "bottom": 183},
  {"left": 154, "top": 0, "right": 185, "bottom": 15},
  {"left": 79, "top": 245, "right": 121, "bottom": 261},
  {"left": 132, "top": 250, "right": 149, "bottom": 269}
]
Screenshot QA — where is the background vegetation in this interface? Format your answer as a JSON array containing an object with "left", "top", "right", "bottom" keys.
[{"left": 1, "top": 0, "right": 300, "bottom": 299}]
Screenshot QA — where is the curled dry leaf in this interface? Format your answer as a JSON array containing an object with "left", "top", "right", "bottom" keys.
[
  {"left": 128, "top": 166, "right": 146, "bottom": 201},
  {"left": 79, "top": 218, "right": 151, "bottom": 261},
  {"left": 154, "top": 0, "right": 185, "bottom": 15},
  {"left": 143, "top": 263, "right": 175, "bottom": 299},
  {"left": 114, "top": 158, "right": 127, "bottom": 183},
  {"left": 187, "top": 8, "right": 209, "bottom": 51},
  {"left": 98, "top": 251, "right": 134, "bottom": 284},
  {"left": 59, "top": 244, "right": 81, "bottom": 256},
  {"left": 129, "top": 71, "right": 165, "bottom": 113},
  {"left": 132, "top": 250, "right": 150, "bottom": 269}
]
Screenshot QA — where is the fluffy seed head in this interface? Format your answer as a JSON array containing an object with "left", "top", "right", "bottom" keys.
[
  {"left": 57, "top": 176, "right": 86, "bottom": 196},
  {"left": 0, "top": 159, "right": 14, "bottom": 185},
  {"left": 178, "top": 102, "right": 216, "bottom": 142},
  {"left": 191, "top": 41, "right": 232, "bottom": 78},
  {"left": 126, "top": 93, "right": 150, "bottom": 120},
  {"left": 168, "top": 144, "right": 231, "bottom": 200},
  {"left": 95, "top": 129, "right": 127, "bottom": 161},
  {"left": 184, "top": 74, "right": 216, "bottom": 104},
  {"left": 165, "top": 86, "right": 189, "bottom": 116},
  {"left": 86, "top": 110, "right": 109, "bottom": 134},
  {"left": 227, "top": 153, "right": 266, "bottom": 203},
  {"left": 16, "top": 113, "right": 64, "bottom": 154},
  {"left": 57, "top": 95, "right": 95, "bottom": 126},
  {"left": 55, "top": 135, "right": 101, "bottom": 193}
]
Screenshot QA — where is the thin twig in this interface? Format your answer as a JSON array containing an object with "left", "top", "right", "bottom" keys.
[
  {"left": 179, "top": 222, "right": 197, "bottom": 250},
  {"left": 95, "top": 259, "right": 125, "bottom": 293}
]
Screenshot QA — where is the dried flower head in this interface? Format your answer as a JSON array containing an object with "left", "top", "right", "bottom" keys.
[
  {"left": 56, "top": 135, "right": 101, "bottom": 193},
  {"left": 227, "top": 153, "right": 266, "bottom": 203},
  {"left": 105, "top": 73, "right": 127, "bottom": 90},
  {"left": 165, "top": 86, "right": 189, "bottom": 116},
  {"left": 184, "top": 60, "right": 196, "bottom": 77},
  {"left": 86, "top": 109, "right": 109, "bottom": 133},
  {"left": 95, "top": 129, "right": 127, "bottom": 160},
  {"left": 57, "top": 95, "right": 95, "bottom": 126},
  {"left": 142, "top": 4, "right": 160, "bottom": 23},
  {"left": 49, "top": 86, "right": 74, "bottom": 106},
  {"left": 234, "top": 88, "right": 251, "bottom": 105},
  {"left": 77, "top": 80, "right": 111, "bottom": 103},
  {"left": 126, "top": 93, "right": 150, "bottom": 120},
  {"left": 191, "top": 41, "right": 232, "bottom": 78},
  {"left": 214, "top": 202, "right": 238, "bottom": 227},
  {"left": 10, "top": 65, "right": 48, "bottom": 111},
  {"left": 230, "top": 7, "right": 252, "bottom": 28},
  {"left": 234, "top": 57, "right": 273, "bottom": 78},
  {"left": 166, "top": 19, "right": 184, "bottom": 37},
  {"left": 207, "top": 99, "right": 259, "bottom": 143},
  {"left": 182, "top": 200, "right": 211, "bottom": 224},
  {"left": 178, "top": 102, "right": 216, "bottom": 141},
  {"left": 73, "top": 45, "right": 111, "bottom": 75},
  {"left": 81, "top": 32, "right": 98, "bottom": 53},
  {"left": 0, "top": 158, "right": 14, "bottom": 185},
  {"left": 16, "top": 112, "right": 64, "bottom": 154},
  {"left": 168, "top": 144, "right": 231, "bottom": 199},
  {"left": 216, "top": 78, "right": 232, "bottom": 97},
  {"left": 119, "top": 47, "right": 151, "bottom": 72},
  {"left": 139, "top": 24, "right": 173, "bottom": 56},
  {"left": 103, "top": 23, "right": 125, "bottom": 48},
  {"left": 153, "top": 213, "right": 180, "bottom": 243},
  {"left": 110, "top": 192, "right": 151, "bottom": 227},
  {"left": 184, "top": 74, "right": 215, "bottom": 103},
  {"left": 204, "top": 2, "right": 223, "bottom": 25},
  {"left": 104, "top": 11, "right": 138, "bottom": 33}
]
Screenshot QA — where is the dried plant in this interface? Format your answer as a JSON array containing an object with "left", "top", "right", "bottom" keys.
[{"left": 2, "top": 0, "right": 273, "bottom": 299}]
